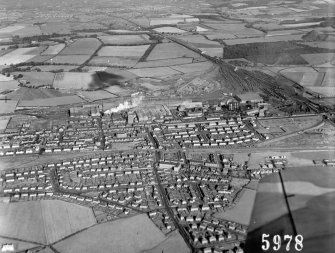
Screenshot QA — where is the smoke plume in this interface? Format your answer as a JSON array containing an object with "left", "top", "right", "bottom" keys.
[{"left": 104, "top": 93, "right": 144, "bottom": 114}]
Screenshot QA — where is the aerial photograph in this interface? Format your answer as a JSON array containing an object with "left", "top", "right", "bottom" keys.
[{"left": 0, "top": 0, "right": 334, "bottom": 252}]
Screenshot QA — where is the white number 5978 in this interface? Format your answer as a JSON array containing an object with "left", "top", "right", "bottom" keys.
[{"left": 262, "top": 234, "right": 303, "bottom": 251}]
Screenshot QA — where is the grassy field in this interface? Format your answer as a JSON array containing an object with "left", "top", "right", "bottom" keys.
[
  {"left": 0, "top": 118, "right": 10, "bottom": 131},
  {"left": 153, "top": 27, "right": 187, "bottom": 33},
  {"left": 0, "top": 100, "right": 18, "bottom": 114},
  {"left": 59, "top": 38, "right": 101, "bottom": 55},
  {"left": 0, "top": 200, "right": 96, "bottom": 245},
  {"left": 198, "top": 47, "right": 223, "bottom": 57},
  {"left": 18, "top": 95, "right": 84, "bottom": 107},
  {"left": 32, "top": 65, "right": 79, "bottom": 72},
  {"left": 177, "top": 34, "right": 221, "bottom": 46},
  {"left": 13, "top": 71, "right": 55, "bottom": 86},
  {"left": 42, "top": 200, "right": 96, "bottom": 244},
  {"left": 0, "top": 80, "right": 19, "bottom": 92},
  {"left": 0, "top": 237, "right": 39, "bottom": 252},
  {"left": 6, "top": 87, "right": 68, "bottom": 100},
  {"left": 143, "top": 230, "right": 190, "bottom": 253},
  {"left": 0, "top": 47, "right": 38, "bottom": 65},
  {"left": 47, "top": 55, "right": 91, "bottom": 65},
  {"left": 78, "top": 90, "right": 118, "bottom": 101},
  {"left": 146, "top": 43, "right": 199, "bottom": 61},
  {"left": 89, "top": 56, "right": 139, "bottom": 68},
  {"left": 41, "top": 44, "right": 66, "bottom": 55},
  {"left": 129, "top": 67, "right": 181, "bottom": 77},
  {"left": 301, "top": 53, "right": 335, "bottom": 65},
  {"left": 99, "top": 35, "right": 151, "bottom": 45},
  {"left": 170, "top": 61, "right": 213, "bottom": 73},
  {"left": 97, "top": 45, "right": 150, "bottom": 57},
  {"left": 53, "top": 72, "right": 103, "bottom": 90},
  {"left": 53, "top": 214, "right": 166, "bottom": 253},
  {"left": 214, "top": 188, "right": 256, "bottom": 225}
]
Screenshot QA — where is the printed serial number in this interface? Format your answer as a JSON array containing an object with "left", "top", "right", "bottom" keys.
[{"left": 262, "top": 234, "right": 303, "bottom": 251}]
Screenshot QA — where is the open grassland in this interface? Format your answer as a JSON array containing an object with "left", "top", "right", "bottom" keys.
[
  {"left": 99, "top": 35, "right": 151, "bottom": 45},
  {"left": 13, "top": 71, "right": 55, "bottom": 86},
  {"left": 97, "top": 45, "right": 150, "bottom": 57},
  {"left": 214, "top": 188, "right": 256, "bottom": 225},
  {"left": 59, "top": 38, "right": 101, "bottom": 55},
  {"left": 146, "top": 43, "right": 199, "bottom": 60},
  {"left": 0, "top": 200, "right": 96, "bottom": 245},
  {"left": 129, "top": 67, "right": 181, "bottom": 77},
  {"left": 47, "top": 55, "right": 91, "bottom": 65},
  {"left": 53, "top": 72, "right": 103, "bottom": 90},
  {"left": 89, "top": 56, "right": 139, "bottom": 68},
  {"left": 6, "top": 87, "right": 70, "bottom": 101},
  {"left": 53, "top": 214, "right": 166, "bottom": 253},
  {"left": 143, "top": 230, "right": 190, "bottom": 253},
  {"left": 41, "top": 44, "right": 66, "bottom": 55},
  {"left": 0, "top": 47, "right": 38, "bottom": 65}
]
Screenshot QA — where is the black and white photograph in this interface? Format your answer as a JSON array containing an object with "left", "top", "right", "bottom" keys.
[{"left": 0, "top": 0, "right": 334, "bottom": 252}]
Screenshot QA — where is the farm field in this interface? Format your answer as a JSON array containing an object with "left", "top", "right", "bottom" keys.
[
  {"left": 0, "top": 237, "right": 39, "bottom": 252},
  {"left": 40, "top": 22, "right": 71, "bottom": 34},
  {"left": 214, "top": 188, "right": 256, "bottom": 226},
  {"left": 53, "top": 214, "right": 166, "bottom": 253},
  {"left": 146, "top": 43, "right": 199, "bottom": 61},
  {"left": 13, "top": 71, "right": 55, "bottom": 86},
  {"left": 0, "top": 47, "right": 39, "bottom": 65},
  {"left": 177, "top": 34, "right": 221, "bottom": 46},
  {"left": 97, "top": 45, "right": 150, "bottom": 57},
  {"left": 78, "top": 90, "right": 118, "bottom": 101},
  {"left": 103, "top": 85, "right": 132, "bottom": 96},
  {"left": 135, "top": 58, "right": 193, "bottom": 68},
  {"left": 42, "top": 200, "right": 96, "bottom": 244},
  {"left": 205, "top": 32, "right": 236, "bottom": 40},
  {"left": 18, "top": 95, "right": 84, "bottom": 107},
  {"left": 298, "top": 41, "right": 335, "bottom": 50},
  {"left": 6, "top": 87, "right": 70, "bottom": 101},
  {"left": 41, "top": 44, "right": 66, "bottom": 55},
  {"left": 150, "top": 18, "right": 184, "bottom": 26},
  {"left": 0, "top": 200, "right": 96, "bottom": 245},
  {"left": 0, "top": 118, "right": 10, "bottom": 131},
  {"left": 27, "top": 55, "right": 54, "bottom": 63},
  {"left": 89, "top": 56, "right": 139, "bottom": 68},
  {"left": 98, "top": 35, "right": 151, "bottom": 45},
  {"left": 46, "top": 55, "right": 91, "bottom": 65},
  {"left": 0, "top": 100, "right": 18, "bottom": 114},
  {"left": 59, "top": 38, "right": 101, "bottom": 55},
  {"left": 32, "top": 65, "right": 80, "bottom": 72},
  {"left": 143, "top": 231, "right": 190, "bottom": 253},
  {"left": 170, "top": 61, "right": 213, "bottom": 73},
  {"left": 53, "top": 72, "right": 103, "bottom": 90},
  {"left": 0, "top": 80, "right": 20, "bottom": 92},
  {"left": 301, "top": 53, "right": 335, "bottom": 65},
  {"left": 223, "top": 34, "right": 303, "bottom": 45},
  {"left": 98, "top": 68, "right": 138, "bottom": 82},
  {"left": 128, "top": 67, "right": 182, "bottom": 77},
  {"left": 198, "top": 47, "right": 223, "bottom": 57},
  {"left": 153, "top": 27, "right": 187, "bottom": 34}
]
